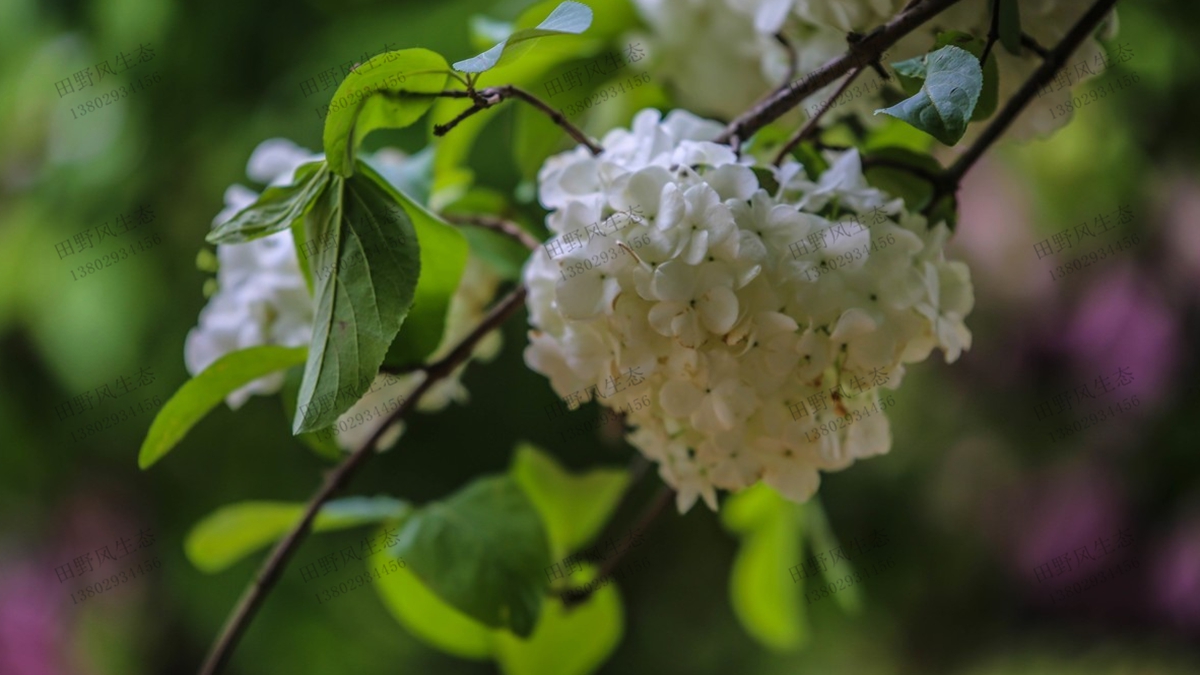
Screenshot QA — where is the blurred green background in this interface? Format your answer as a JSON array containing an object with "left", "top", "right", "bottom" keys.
[{"left": 2, "top": 0, "right": 1200, "bottom": 673}]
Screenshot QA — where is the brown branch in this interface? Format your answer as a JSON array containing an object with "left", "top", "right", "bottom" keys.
[
  {"left": 559, "top": 485, "right": 675, "bottom": 608},
  {"left": 198, "top": 285, "right": 529, "bottom": 675},
  {"left": 715, "top": 0, "right": 968, "bottom": 145},
  {"left": 773, "top": 66, "right": 866, "bottom": 166},
  {"left": 443, "top": 213, "right": 541, "bottom": 252},
  {"left": 940, "top": 0, "right": 1121, "bottom": 195}
]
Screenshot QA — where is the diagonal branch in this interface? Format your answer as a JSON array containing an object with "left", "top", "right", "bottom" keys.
[
  {"left": 558, "top": 485, "right": 675, "bottom": 608},
  {"left": 198, "top": 285, "right": 529, "bottom": 675},
  {"left": 715, "top": 0, "right": 968, "bottom": 145},
  {"left": 938, "top": 0, "right": 1121, "bottom": 196},
  {"left": 773, "top": 66, "right": 867, "bottom": 166}
]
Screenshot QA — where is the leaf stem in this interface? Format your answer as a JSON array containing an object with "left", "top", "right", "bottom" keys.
[{"left": 197, "top": 285, "right": 529, "bottom": 675}]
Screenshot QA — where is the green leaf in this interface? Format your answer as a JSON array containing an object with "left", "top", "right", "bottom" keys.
[
  {"left": 206, "top": 162, "right": 330, "bottom": 245},
  {"left": 393, "top": 475, "right": 552, "bottom": 637},
  {"left": 805, "top": 499, "right": 862, "bottom": 615},
  {"left": 185, "top": 496, "right": 409, "bottom": 573},
  {"left": 721, "top": 484, "right": 809, "bottom": 651},
  {"left": 281, "top": 366, "right": 342, "bottom": 461},
  {"left": 891, "top": 55, "right": 927, "bottom": 96},
  {"left": 996, "top": 0, "right": 1022, "bottom": 55},
  {"left": 293, "top": 166, "right": 421, "bottom": 434},
  {"left": 353, "top": 162, "right": 468, "bottom": 370},
  {"left": 493, "top": 565, "right": 623, "bottom": 675},
  {"left": 371, "top": 543, "right": 496, "bottom": 659},
  {"left": 875, "top": 45, "right": 983, "bottom": 146},
  {"left": 452, "top": 1, "right": 594, "bottom": 73},
  {"left": 862, "top": 146, "right": 945, "bottom": 212},
  {"left": 509, "top": 443, "right": 629, "bottom": 560},
  {"left": 514, "top": 95, "right": 570, "bottom": 181},
  {"left": 322, "top": 48, "right": 450, "bottom": 178},
  {"left": 138, "top": 346, "right": 308, "bottom": 469},
  {"left": 933, "top": 31, "right": 998, "bottom": 122}
]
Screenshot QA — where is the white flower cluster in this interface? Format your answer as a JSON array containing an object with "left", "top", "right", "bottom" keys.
[
  {"left": 633, "top": 0, "right": 1114, "bottom": 138},
  {"left": 523, "top": 109, "right": 974, "bottom": 512},
  {"left": 185, "top": 139, "right": 501, "bottom": 450}
]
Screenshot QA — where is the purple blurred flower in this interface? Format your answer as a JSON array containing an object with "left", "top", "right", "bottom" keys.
[
  {"left": 0, "top": 558, "right": 67, "bottom": 675},
  {"left": 1063, "top": 263, "right": 1180, "bottom": 406},
  {"left": 1149, "top": 512, "right": 1200, "bottom": 632}
]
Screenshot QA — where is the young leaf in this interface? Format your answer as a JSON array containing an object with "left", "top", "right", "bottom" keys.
[
  {"left": 392, "top": 475, "right": 552, "bottom": 637},
  {"left": 493, "top": 567, "right": 623, "bottom": 675},
  {"left": 322, "top": 48, "right": 451, "bottom": 178},
  {"left": 805, "top": 499, "right": 862, "bottom": 615},
  {"left": 184, "top": 496, "right": 409, "bottom": 573},
  {"left": 138, "top": 346, "right": 308, "bottom": 469},
  {"left": 509, "top": 442, "right": 629, "bottom": 560},
  {"left": 721, "top": 484, "right": 809, "bottom": 651},
  {"left": 206, "top": 162, "right": 330, "bottom": 244},
  {"left": 875, "top": 45, "right": 983, "bottom": 146},
  {"left": 452, "top": 1, "right": 594, "bottom": 74},
  {"left": 370, "top": 544, "right": 497, "bottom": 659},
  {"left": 996, "top": 0, "right": 1022, "bottom": 55},
  {"left": 293, "top": 167, "right": 421, "bottom": 434},
  {"left": 353, "top": 162, "right": 468, "bottom": 369}
]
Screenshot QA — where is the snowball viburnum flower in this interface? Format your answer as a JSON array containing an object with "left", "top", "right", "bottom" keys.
[
  {"left": 186, "top": 138, "right": 501, "bottom": 450},
  {"left": 523, "top": 109, "right": 975, "bottom": 512}
]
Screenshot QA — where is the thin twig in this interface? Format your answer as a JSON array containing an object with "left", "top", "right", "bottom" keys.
[
  {"left": 715, "top": 0, "right": 968, "bottom": 144},
  {"left": 980, "top": 0, "right": 1002, "bottom": 64},
  {"left": 443, "top": 213, "right": 541, "bottom": 252},
  {"left": 559, "top": 485, "right": 675, "bottom": 608},
  {"left": 499, "top": 85, "right": 603, "bottom": 155},
  {"left": 775, "top": 32, "right": 800, "bottom": 83},
  {"left": 773, "top": 66, "right": 866, "bottom": 166},
  {"left": 198, "top": 286, "right": 529, "bottom": 675},
  {"left": 431, "top": 84, "right": 602, "bottom": 155},
  {"left": 940, "top": 0, "right": 1121, "bottom": 194}
]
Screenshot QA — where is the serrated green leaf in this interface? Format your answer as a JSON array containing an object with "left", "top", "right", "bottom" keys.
[
  {"left": 138, "top": 346, "right": 308, "bottom": 469},
  {"left": 721, "top": 484, "right": 809, "bottom": 651},
  {"left": 509, "top": 443, "right": 629, "bottom": 560},
  {"left": 891, "top": 55, "right": 928, "bottom": 96},
  {"left": 293, "top": 167, "right": 421, "bottom": 434},
  {"left": 934, "top": 31, "right": 998, "bottom": 122},
  {"left": 281, "top": 365, "right": 342, "bottom": 461},
  {"left": 875, "top": 45, "right": 983, "bottom": 146},
  {"left": 322, "top": 48, "right": 450, "bottom": 178},
  {"left": 393, "top": 475, "right": 552, "bottom": 637},
  {"left": 997, "top": 0, "right": 1022, "bottom": 55},
  {"left": 184, "top": 496, "right": 409, "bottom": 573},
  {"left": 493, "top": 564, "right": 623, "bottom": 675},
  {"left": 353, "top": 162, "right": 468, "bottom": 370},
  {"left": 453, "top": 1, "right": 593, "bottom": 73},
  {"left": 206, "top": 162, "right": 330, "bottom": 244}
]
